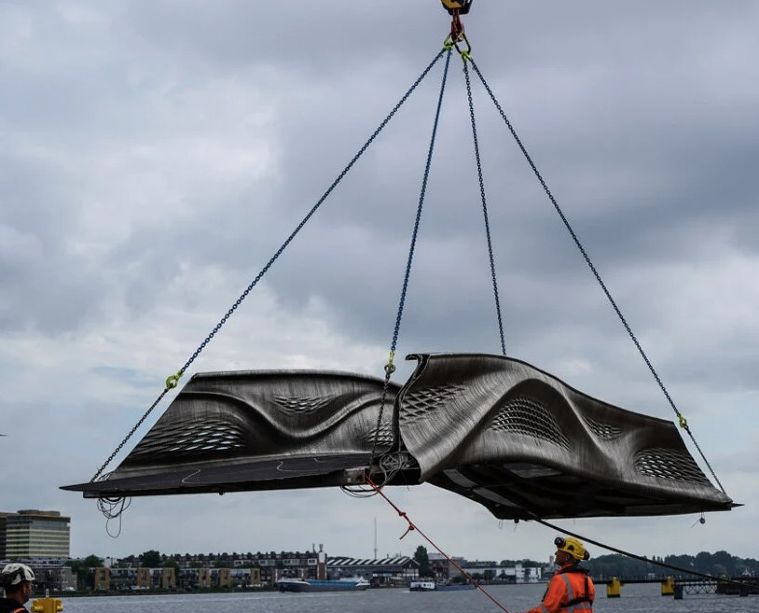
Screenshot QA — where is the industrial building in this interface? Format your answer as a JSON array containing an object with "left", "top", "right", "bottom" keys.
[
  {"left": 429, "top": 552, "right": 543, "bottom": 583},
  {"left": 327, "top": 556, "right": 419, "bottom": 585}
]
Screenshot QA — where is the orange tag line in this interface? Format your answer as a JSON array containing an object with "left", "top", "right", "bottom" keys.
[{"left": 365, "top": 476, "right": 511, "bottom": 613}]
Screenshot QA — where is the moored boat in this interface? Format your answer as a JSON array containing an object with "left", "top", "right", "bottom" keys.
[
  {"left": 410, "top": 579, "right": 476, "bottom": 592},
  {"left": 277, "top": 577, "right": 370, "bottom": 592},
  {"left": 277, "top": 578, "right": 310, "bottom": 592},
  {"left": 409, "top": 579, "right": 436, "bottom": 591}
]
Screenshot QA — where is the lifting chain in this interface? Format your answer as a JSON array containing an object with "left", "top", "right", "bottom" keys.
[
  {"left": 468, "top": 58, "right": 727, "bottom": 496},
  {"left": 371, "top": 48, "right": 454, "bottom": 464},
  {"left": 91, "top": 49, "right": 449, "bottom": 486},
  {"left": 442, "top": 0, "right": 472, "bottom": 60}
]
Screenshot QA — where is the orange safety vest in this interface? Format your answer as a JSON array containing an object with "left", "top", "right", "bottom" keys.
[{"left": 527, "top": 567, "right": 595, "bottom": 613}]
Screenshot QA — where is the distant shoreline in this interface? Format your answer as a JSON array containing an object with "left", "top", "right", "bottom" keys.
[
  {"left": 47, "top": 587, "right": 277, "bottom": 598},
  {"left": 47, "top": 583, "right": 543, "bottom": 599}
]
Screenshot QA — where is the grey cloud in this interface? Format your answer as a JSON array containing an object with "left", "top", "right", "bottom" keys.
[{"left": 1, "top": 0, "right": 757, "bottom": 560}]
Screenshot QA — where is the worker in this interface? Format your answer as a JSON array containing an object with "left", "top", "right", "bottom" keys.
[
  {"left": 0, "top": 563, "right": 35, "bottom": 613},
  {"left": 524, "top": 537, "right": 595, "bottom": 613}
]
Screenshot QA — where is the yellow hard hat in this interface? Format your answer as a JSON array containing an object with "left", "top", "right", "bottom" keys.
[{"left": 554, "top": 536, "right": 590, "bottom": 561}]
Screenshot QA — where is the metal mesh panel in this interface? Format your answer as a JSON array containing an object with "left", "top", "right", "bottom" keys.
[
  {"left": 583, "top": 416, "right": 623, "bottom": 441},
  {"left": 634, "top": 448, "right": 711, "bottom": 484},
  {"left": 273, "top": 395, "right": 331, "bottom": 415},
  {"left": 401, "top": 385, "right": 465, "bottom": 425},
  {"left": 65, "top": 355, "right": 734, "bottom": 519},
  {"left": 488, "top": 396, "right": 570, "bottom": 449},
  {"left": 131, "top": 417, "right": 246, "bottom": 460},
  {"left": 364, "top": 422, "right": 394, "bottom": 448}
]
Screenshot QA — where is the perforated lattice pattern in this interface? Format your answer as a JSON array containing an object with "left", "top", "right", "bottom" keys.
[
  {"left": 583, "top": 416, "right": 623, "bottom": 441},
  {"left": 364, "top": 422, "right": 394, "bottom": 448},
  {"left": 488, "top": 396, "right": 570, "bottom": 449},
  {"left": 401, "top": 385, "right": 465, "bottom": 426},
  {"left": 273, "top": 395, "right": 331, "bottom": 415},
  {"left": 634, "top": 448, "right": 711, "bottom": 484},
  {"left": 131, "top": 417, "right": 247, "bottom": 459}
]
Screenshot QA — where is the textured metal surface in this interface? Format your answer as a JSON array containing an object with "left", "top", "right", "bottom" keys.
[
  {"left": 399, "top": 353, "right": 732, "bottom": 519},
  {"left": 63, "top": 370, "right": 398, "bottom": 498},
  {"left": 63, "top": 354, "right": 734, "bottom": 519}
]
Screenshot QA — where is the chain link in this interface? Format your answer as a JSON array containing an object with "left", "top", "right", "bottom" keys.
[
  {"left": 371, "top": 49, "right": 453, "bottom": 463},
  {"left": 463, "top": 59, "right": 507, "bottom": 356},
  {"left": 469, "top": 59, "right": 727, "bottom": 495},
  {"left": 177, "top": 48, "right": 448, "bottom": 380},
  {"left": 93, "top": 49, "right": 448, "bottom": 482},
  {"left": 91, "top": 388, "right": 170, "bottom": 482}
]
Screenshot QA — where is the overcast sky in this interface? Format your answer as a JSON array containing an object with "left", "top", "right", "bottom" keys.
[{"left": 1, "top": 1, "right": 758, "bottom": 564}]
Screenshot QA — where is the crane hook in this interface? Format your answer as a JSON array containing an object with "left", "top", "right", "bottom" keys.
[{"left": 441, "top": 0, "right": 473, "bottom": 16}]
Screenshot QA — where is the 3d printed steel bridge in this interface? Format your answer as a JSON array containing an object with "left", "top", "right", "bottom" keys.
[{"left": 63, "top": 353, "right": 734, "bottom": 520}]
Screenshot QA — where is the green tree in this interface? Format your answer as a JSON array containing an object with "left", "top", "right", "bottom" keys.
[
  {"left": 711, "top": 551, "right": 736, "bottom": 576},
  {"left": 140, "top": 550, "right": 162, "bottom": 568},
  {"left": 64, "top": 559, "right": 96, "bottom": 591},
  {"left": 83, "top": 554, "right": 103, "bottom": 568},
  {"left": 64, "top": 559, "right": 86, "bottom": 589},
  {"left": 712, "top": 563, "right": 728, "bottom": 578},
  {"left": 414, "top": 545, "right": 431, "bottom": 577}
]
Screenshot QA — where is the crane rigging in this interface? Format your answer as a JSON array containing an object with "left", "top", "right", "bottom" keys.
[
  {"left": 65, "top": 0, "right": 730, "bottom": 517},
  {"left": 63, "top": 3, "right": 739, "bottom": 607}
]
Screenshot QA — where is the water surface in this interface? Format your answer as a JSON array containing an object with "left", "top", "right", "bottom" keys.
[{"left": 56, "top": 583, "right": 758, "bottom": 613}]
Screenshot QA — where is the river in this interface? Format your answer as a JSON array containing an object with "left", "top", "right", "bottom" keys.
[{"left": 53, "top": 583, "right": 758, "bottom": 613}]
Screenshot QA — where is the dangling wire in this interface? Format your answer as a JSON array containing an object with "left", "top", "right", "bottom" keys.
[{"left": 97, "top": 494, "right": 132, "bottom": 538}]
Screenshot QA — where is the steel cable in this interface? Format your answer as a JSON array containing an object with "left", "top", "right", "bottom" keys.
[{"left": 533, "top": 516, "right": 759, "bottom": 590}]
